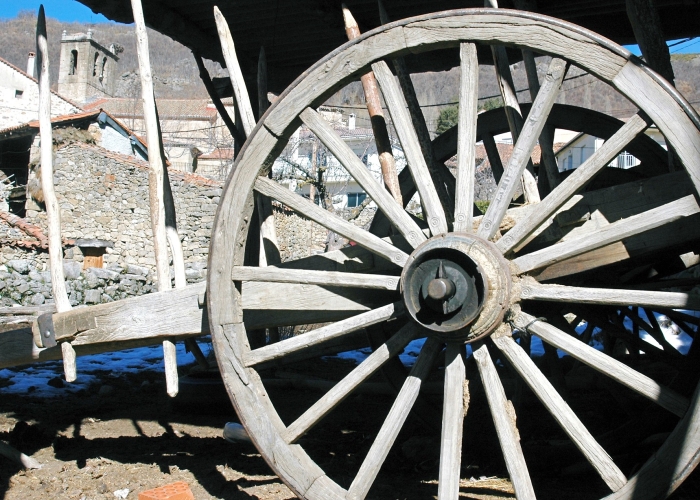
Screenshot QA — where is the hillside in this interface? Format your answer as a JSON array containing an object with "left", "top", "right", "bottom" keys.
[{"left": 1, "top": 11, "right": 698, "bottom": 135}]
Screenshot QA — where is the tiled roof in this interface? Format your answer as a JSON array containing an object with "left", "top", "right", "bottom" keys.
[
  {"left": 0, "top": 110, "right": 101, "bottom": 137},
  {"left": 0, "top": 210, "right": 74, "bottom": 250},
  {"left": 84, "top": 98, "right": 217, "bottom": 121},
  {"left": 197, "top": 148, "right": 235, "bottom": 160},
  {"left": 0, "top": 56, "right": 82, "bottom": 112}
]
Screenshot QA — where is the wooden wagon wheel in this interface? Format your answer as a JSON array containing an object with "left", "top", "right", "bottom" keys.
[{"left": 208, "top": 9, "right": 700, "bottom": 499}]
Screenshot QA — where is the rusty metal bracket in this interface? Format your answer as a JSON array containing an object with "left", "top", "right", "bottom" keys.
[{"left": 36, "top": 312, "right": 56, "bottom": 348}]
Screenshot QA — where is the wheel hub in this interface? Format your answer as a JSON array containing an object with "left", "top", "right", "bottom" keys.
[{"left": 401, "top": 234, "right": 512, "bottom": 343}]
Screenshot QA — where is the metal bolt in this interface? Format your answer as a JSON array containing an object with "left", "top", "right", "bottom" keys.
[{"left": 427, "top": 278, "right": 456, "bottom": 302}]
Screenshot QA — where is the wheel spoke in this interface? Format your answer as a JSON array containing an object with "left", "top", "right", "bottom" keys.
[
  {"left": 512, "top": 195, "right": 700, "bottom": 274},
  {"left": 371, "top": 60, "right": 449, "bottom": 236},
  {"left": 438, "top": 343, "right": 467, "bottom": 500},
  {"left": 254, "top": 176, "right": 409, "bottom": 266},
  {"left": 348, "top": 337, "right": 442, "bottom": 500},
  {"left": 299, "top": 107, "right": 426, "bottom": 249},
  {"left": 244, "top": 302, "right": 404, "bottom": 367},
  {"left": 521, "top": 281, "right": 700, "bottom": 310},
  {"left": 454, "top": 43, "right": 479, "bottom": 233},
  {"left": 232, "top": 266, "right": 400, "bottom": 290},
  {"left": 281, "top": 322, "right": 421, "bottom": 443},
  {"left": 478, "top": 58, "right": 568, "bottom": 240},
  {"left": 492, "top": 334, "right": 627, "bottom": 492},
  {"left": 497, "top": 112, "right": 652, "bottom": 254},
  {"left": 473, "top": 344, "right": 536, "bottom": 500},
  {"left": 512, "top": 312, "right": 690, "bottom": 417},
  {"left": 482, "top": 132, "right": 505, "bottom": 183}
]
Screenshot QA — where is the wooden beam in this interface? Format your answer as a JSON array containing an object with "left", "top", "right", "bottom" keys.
[
  {"left": 232, "top": 266, "right": 400, "bottom": 290},
  {"left": 625, "top": 0, "right": 675, "bottom": 85}
]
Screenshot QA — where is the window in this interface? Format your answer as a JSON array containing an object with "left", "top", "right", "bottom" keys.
[
  {"left": 100, "top": 57, "right": 107, "bottom": 81},
  {"left": 69, "top": 50, "right": 78, "bottom": 75},
  {"left": 347, "top": 192, "right": 367, "bottom": 208},
  {"left": 14, "top": 90, "right": 23, "bottom": 99},
  {"left": 93, "top": 52, "right": 99, "bottom": 76}
]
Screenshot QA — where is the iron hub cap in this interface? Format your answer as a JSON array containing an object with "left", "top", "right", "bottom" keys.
[{"left": 401, "top": 233, "right": 512, "bottom": 343}]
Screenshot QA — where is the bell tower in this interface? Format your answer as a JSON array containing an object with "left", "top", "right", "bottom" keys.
[{"left": 57, "top": 29, "right": 119, "bottom": 104}]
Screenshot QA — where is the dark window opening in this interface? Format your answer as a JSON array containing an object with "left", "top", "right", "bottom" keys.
[
  {"left": 93, "top": 52, "right": 99, "bottom": 76},
  {"left": 69, "top": 50, "right": 78, "bottom": 75},
  {"left": 14, "top": 90, "right": 23, "bottom": 99},
  {"left": 100, "top": 57, "right": 107, "bottom": 81},
  {"left": 347, "top": 192, "right": 367, "bottom": 208}
]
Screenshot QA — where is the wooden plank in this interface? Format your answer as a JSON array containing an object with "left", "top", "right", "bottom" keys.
[
  {"left": 513, "top": 312, "right": 689, "bottom": 417},
  {"left": 372, "top": 60, "right": 448, "bottom": 236},
  {"left": 214, "top": 6, "right": 256, "bottom": 136},
  {"left": 36, "top": 7, "right": 70, "bottom": 314},
  {"left": 343, "top": 6, "right": 402, "bottom": 205},
  {"left": 254, "top": 176, "right": 408, "bottom": 266},
  {"left": 281, "top": 321, "right": 419, "bottom": 443},
  {"left": 498, "top": 113, "right": 650, "bottom": 254},
  {"left": 473, "top": 344, "right": 536, "bottom": 500},
  {"left": 521, "top": 281, "right": 700, "bottom": 310},
  {"left": 493, "top": 334, "right": 627, "bottom": 492},
  {"left": 256, "top": 193, "right": 281, "bottom": 266},
  {"left": 478, "top": 57, "right": 567, "bottom": 240},
  {"left": 454, "top": 43, "right": 479, "bottom": 233},
  {"left": 299, "top": 107, "right": 425, "bottom": 248},
  {"left": 232, "top": 266, "right": 399, "bottom": 290},
  {"left": 347, "top": 337, "right": 441, "bottom": 500},
  {"left": 438, "top": 343, "right": 467, "bottom": 500},
  {"left": 513, "top": 195, "right": 700, "bottom": 274},
  {"left": 61, "top": 342, "right": 77, "bottom": 383},
  {"left": 243, "top": 302, "right": 403, "bottom": 367}
]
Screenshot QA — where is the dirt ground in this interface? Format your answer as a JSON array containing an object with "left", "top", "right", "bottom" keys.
[{"left": 2, "top": 346, "right": 700, "bottom": 499}]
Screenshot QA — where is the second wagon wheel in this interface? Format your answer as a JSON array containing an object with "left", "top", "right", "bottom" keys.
[{"left": 208, "top": 9, "right": 700, "bottom": 500}]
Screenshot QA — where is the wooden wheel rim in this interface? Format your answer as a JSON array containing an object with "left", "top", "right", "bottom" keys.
[{"left": 208, "top": 9, "right": 700, "bottom": 499}]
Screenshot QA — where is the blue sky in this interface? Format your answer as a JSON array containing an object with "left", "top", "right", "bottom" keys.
[{"left": 0, "top": 0, "right": 111, "bottom": 23}]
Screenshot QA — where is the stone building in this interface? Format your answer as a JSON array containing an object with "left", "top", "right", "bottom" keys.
[
  {"left": 57, "top": 29, "right": 120, "bottom": 104},
  {"left": 0, "top": 55, "right": 81, "bottom": 131}
]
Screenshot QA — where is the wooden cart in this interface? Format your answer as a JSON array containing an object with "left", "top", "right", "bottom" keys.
[{"left": 5, "top": 1, "right": 700, "bottom": 498}]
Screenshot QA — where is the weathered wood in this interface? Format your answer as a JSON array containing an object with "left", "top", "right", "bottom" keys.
[
  {"left": 342, "top": 5, "right": 402, "bottom": 205},
  {"left": 497, "top": 113, "right": 650, "bottom": 254},
  {"left": 281, "top": 321, "right": 419, "bottom": 444},
  {"left": 256, "top": 193, "right": 281, "bottom": 266},
  {"left": 372, "top": 61, "right": 448, "bottom": 236},
  {"left": 473, "top": 343, "right": 536, "bottom": 500},
  {"left": 258, "top": 46, "right": 268, "bottom": 120},
  {"left": 254, "top": 176, "right": 408, "bottom": 266},
  {"left": 347, "top": 337, "right": 441, "bottom": 500},
  {"left": 36, "top": 7, "right": 70, "bottom": 314},
  {"left": 478, "top": 57, "right": 567, "bottom": 240},
  {"left": 493, "top": 334, "right": 627, "bottom": 492},
  {"left": 300, "top": 108, "right": 425, "bottom": 248},
  {"left": 513, "top": 195, "right": 700, "bottom": 274},
  {"left": 454, "top": 43, "right": 479, "bottom": 233},
  {"left": 0, "top": 441, "right": 41, "bottom": 470},
  {"left": 232, "top": 266, "right": 399, "bottom": 291},
  {"left": 438, "top": 343, "right": 467, "bottom": 500},
  {"left": 482, "top": 133, "right": 505, "bottom": 183},
  {"left": 214, "top": 6, "right": 256, "bottom": 136},
  {"left": 625, "top": 0, "right": 675, "bottom": 85},
  {"left": 243, "top": 302, "right": 402, "bottom": 367},
  {"left": 521, "top": 281, "right": 700, "bottom": 310},
  {"left": 163, "top": 339, "right": 178, "bottom": 397},
  {"left": 513, "top": 312, "right": 689, "bottom": 417},
  {"left": 193, "top": 51, "right": 245, "bottom": 147},
  {"left": 61, "top": 341, "right": 77, "bottom": 383},
  {"left": 520, "top": 48, "right": 560, "bottom": 193}
]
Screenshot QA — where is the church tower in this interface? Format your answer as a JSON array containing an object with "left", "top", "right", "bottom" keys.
[{"left": 57, "top": 29, "right": 119, "bottom": 104}]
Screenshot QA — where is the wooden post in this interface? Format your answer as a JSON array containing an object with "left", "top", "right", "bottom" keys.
[
  {"left": 36, "top": 6, "right": 75, "bottom": 382},
  {"left": 131, "top": 0, "right": 181, "bottom": 397},
  {"left": 193, "top": 52, "right": 245, "bottom": 146},
  {"left": 625, "top": 0, "right": 675, "bottom": 85},
  {"left": 484, "top": 0, "right": 541, "bottom": 204},
  {"left": 342, "top": 5, "right": 402, "bottom": 206},
  {"left": 214, "top": 6, "right": 256, "bottom": 136},
  {"left": 258, "top": 46, "right": 269, "bottom": 120}
]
